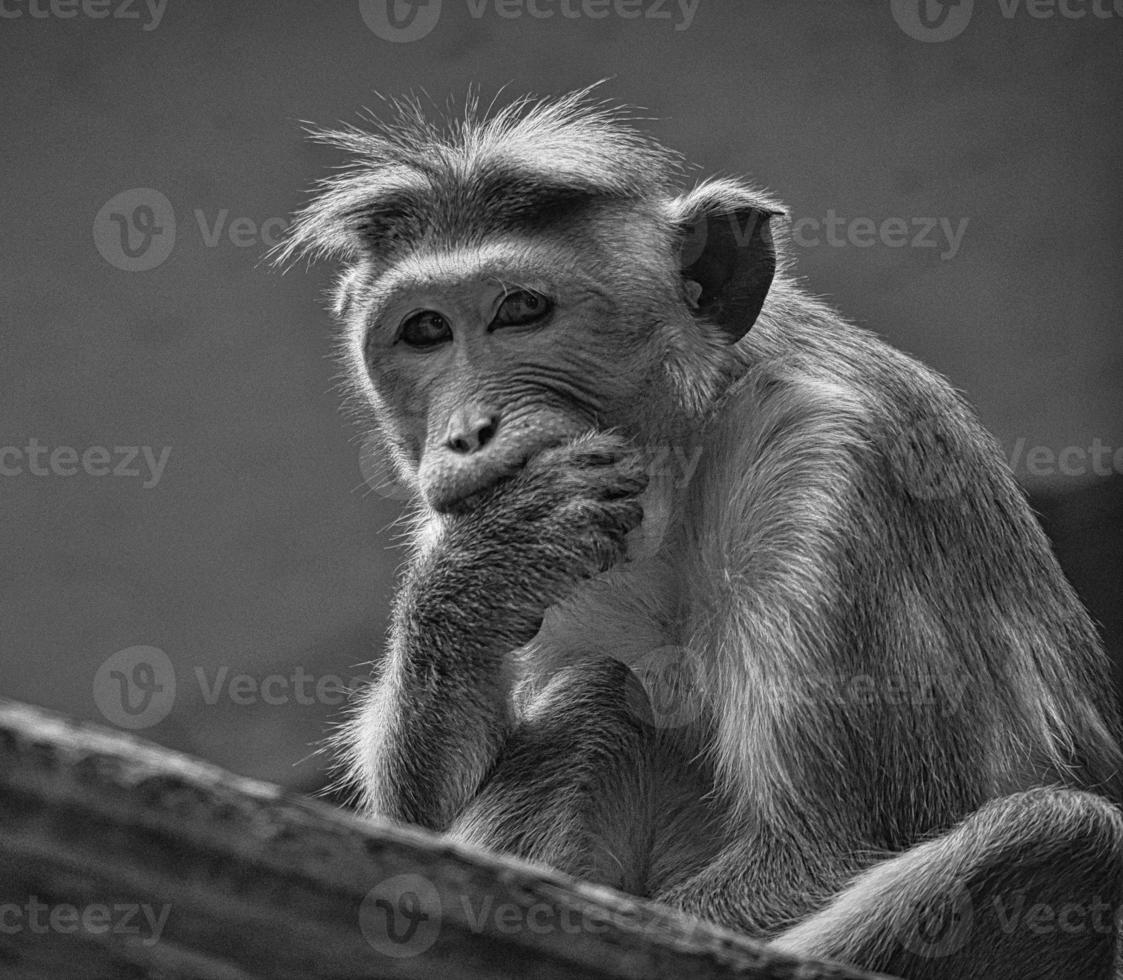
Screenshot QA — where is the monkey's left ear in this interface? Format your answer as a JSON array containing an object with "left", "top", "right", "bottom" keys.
[{"left": 674, "top": 180, "right": 782, "bottom": 343}]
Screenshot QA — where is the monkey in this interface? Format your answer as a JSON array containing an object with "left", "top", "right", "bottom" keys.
[{"left": 278, "top": 90, "right": 1123, "bottom": 979}]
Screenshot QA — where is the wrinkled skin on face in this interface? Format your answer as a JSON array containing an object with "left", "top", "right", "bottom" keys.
[{"left": 349, "top": 210, "right": 699, "bottom": 515}]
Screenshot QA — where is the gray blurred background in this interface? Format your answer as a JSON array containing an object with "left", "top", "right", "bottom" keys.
[{"left": 1, "top": 0, "right": 1120, "bottom": 799}]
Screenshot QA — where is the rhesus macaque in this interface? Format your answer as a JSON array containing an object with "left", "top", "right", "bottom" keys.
[{"left": 279, "top": 91, "right": 1123, "bottom": 979}]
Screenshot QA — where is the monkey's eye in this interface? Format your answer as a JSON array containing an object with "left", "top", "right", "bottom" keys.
[
  {"left": 399, "top": 310, "right": 452, "bottom": 347},
  {"left": 492, "top": 290, "right": 552, "bottom": 329}
]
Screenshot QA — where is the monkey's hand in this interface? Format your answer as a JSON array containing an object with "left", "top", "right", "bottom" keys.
[
  {"left": 354, "top": 435, "right": 646, "bottom": 826},
  {"left": 359, "top": 433, "right": 646, "bottom": 830},
  {"left": 407, "top": 432, "right": 649, "bottom": 653}
]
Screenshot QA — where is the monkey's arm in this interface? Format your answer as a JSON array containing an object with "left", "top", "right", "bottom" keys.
[
  {"left": 348, "top": 435, "right": 647, "bottom": 830},
  {"left": 352, "top": 553, "right": 524, "bottom": 830}
]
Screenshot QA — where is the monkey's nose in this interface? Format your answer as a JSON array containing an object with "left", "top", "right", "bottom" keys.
[{"left": 444, "top": 411, "right": 499, "bottom": 454}]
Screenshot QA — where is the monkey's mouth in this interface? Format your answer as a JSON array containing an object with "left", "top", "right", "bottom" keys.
[
  {"left": 422, "top": 456, "right": 527, "bottom": 515},
  {"left": 420, "top": 420, "right": 591, "bottom": 515}
]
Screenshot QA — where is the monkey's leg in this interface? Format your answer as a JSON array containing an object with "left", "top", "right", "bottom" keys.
[
  {"left": 768, "top": 788, "right": 1123, "bottom": 980},
  {"left": 450, "top": 658, "right": 723, "bottom": 894}
]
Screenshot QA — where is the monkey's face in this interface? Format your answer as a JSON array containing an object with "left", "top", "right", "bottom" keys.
[
  {"left": 321, "top": 187, "right": 779, "bottom": 515},
  {"left": 279, "top": 99, "right": 784, "bottom": 515},
  {"left": 348, "top": 228, "right": 673, "bottom": 514}
]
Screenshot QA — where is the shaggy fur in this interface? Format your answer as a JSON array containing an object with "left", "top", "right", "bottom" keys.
[{"left": 280, "top": 89, "right": 1123, "bottom": 979}]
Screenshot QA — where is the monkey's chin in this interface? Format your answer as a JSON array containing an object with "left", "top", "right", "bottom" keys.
[{"left": 430, "top": 485, "right": 494, "bottom": 516}]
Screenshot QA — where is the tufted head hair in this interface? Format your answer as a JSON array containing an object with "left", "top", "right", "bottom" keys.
[{"left": 273, "top": 86, "right": 696, "bottom": 269}]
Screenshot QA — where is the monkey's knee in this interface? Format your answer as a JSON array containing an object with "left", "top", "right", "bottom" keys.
[
  {"left": 775, "top": 789, "right": 1123, "bottom": 980},
  {"left": 960, "top": 789, "right": 1123, "bottom": 979},
  {"left": 951, "top": 789, "right": 1122, "bottom": 979},
  {"left": 972, "top": 786, "right": 1123, "bottom": 870}
]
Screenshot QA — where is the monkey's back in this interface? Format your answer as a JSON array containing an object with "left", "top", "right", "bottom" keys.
[{"left": 685, "top": 284, "right": 1123, "bottom": 851}]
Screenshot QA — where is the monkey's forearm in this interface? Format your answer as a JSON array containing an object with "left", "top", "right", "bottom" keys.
[
  {"left": 361, "top": 648, "right": 511, "bottom": 831},
  {"left": 354, "top": 437, "right": 645, "bottom": 828},
  {"left": 359, "top": 551, "right": 540, "bottom": 830}
]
